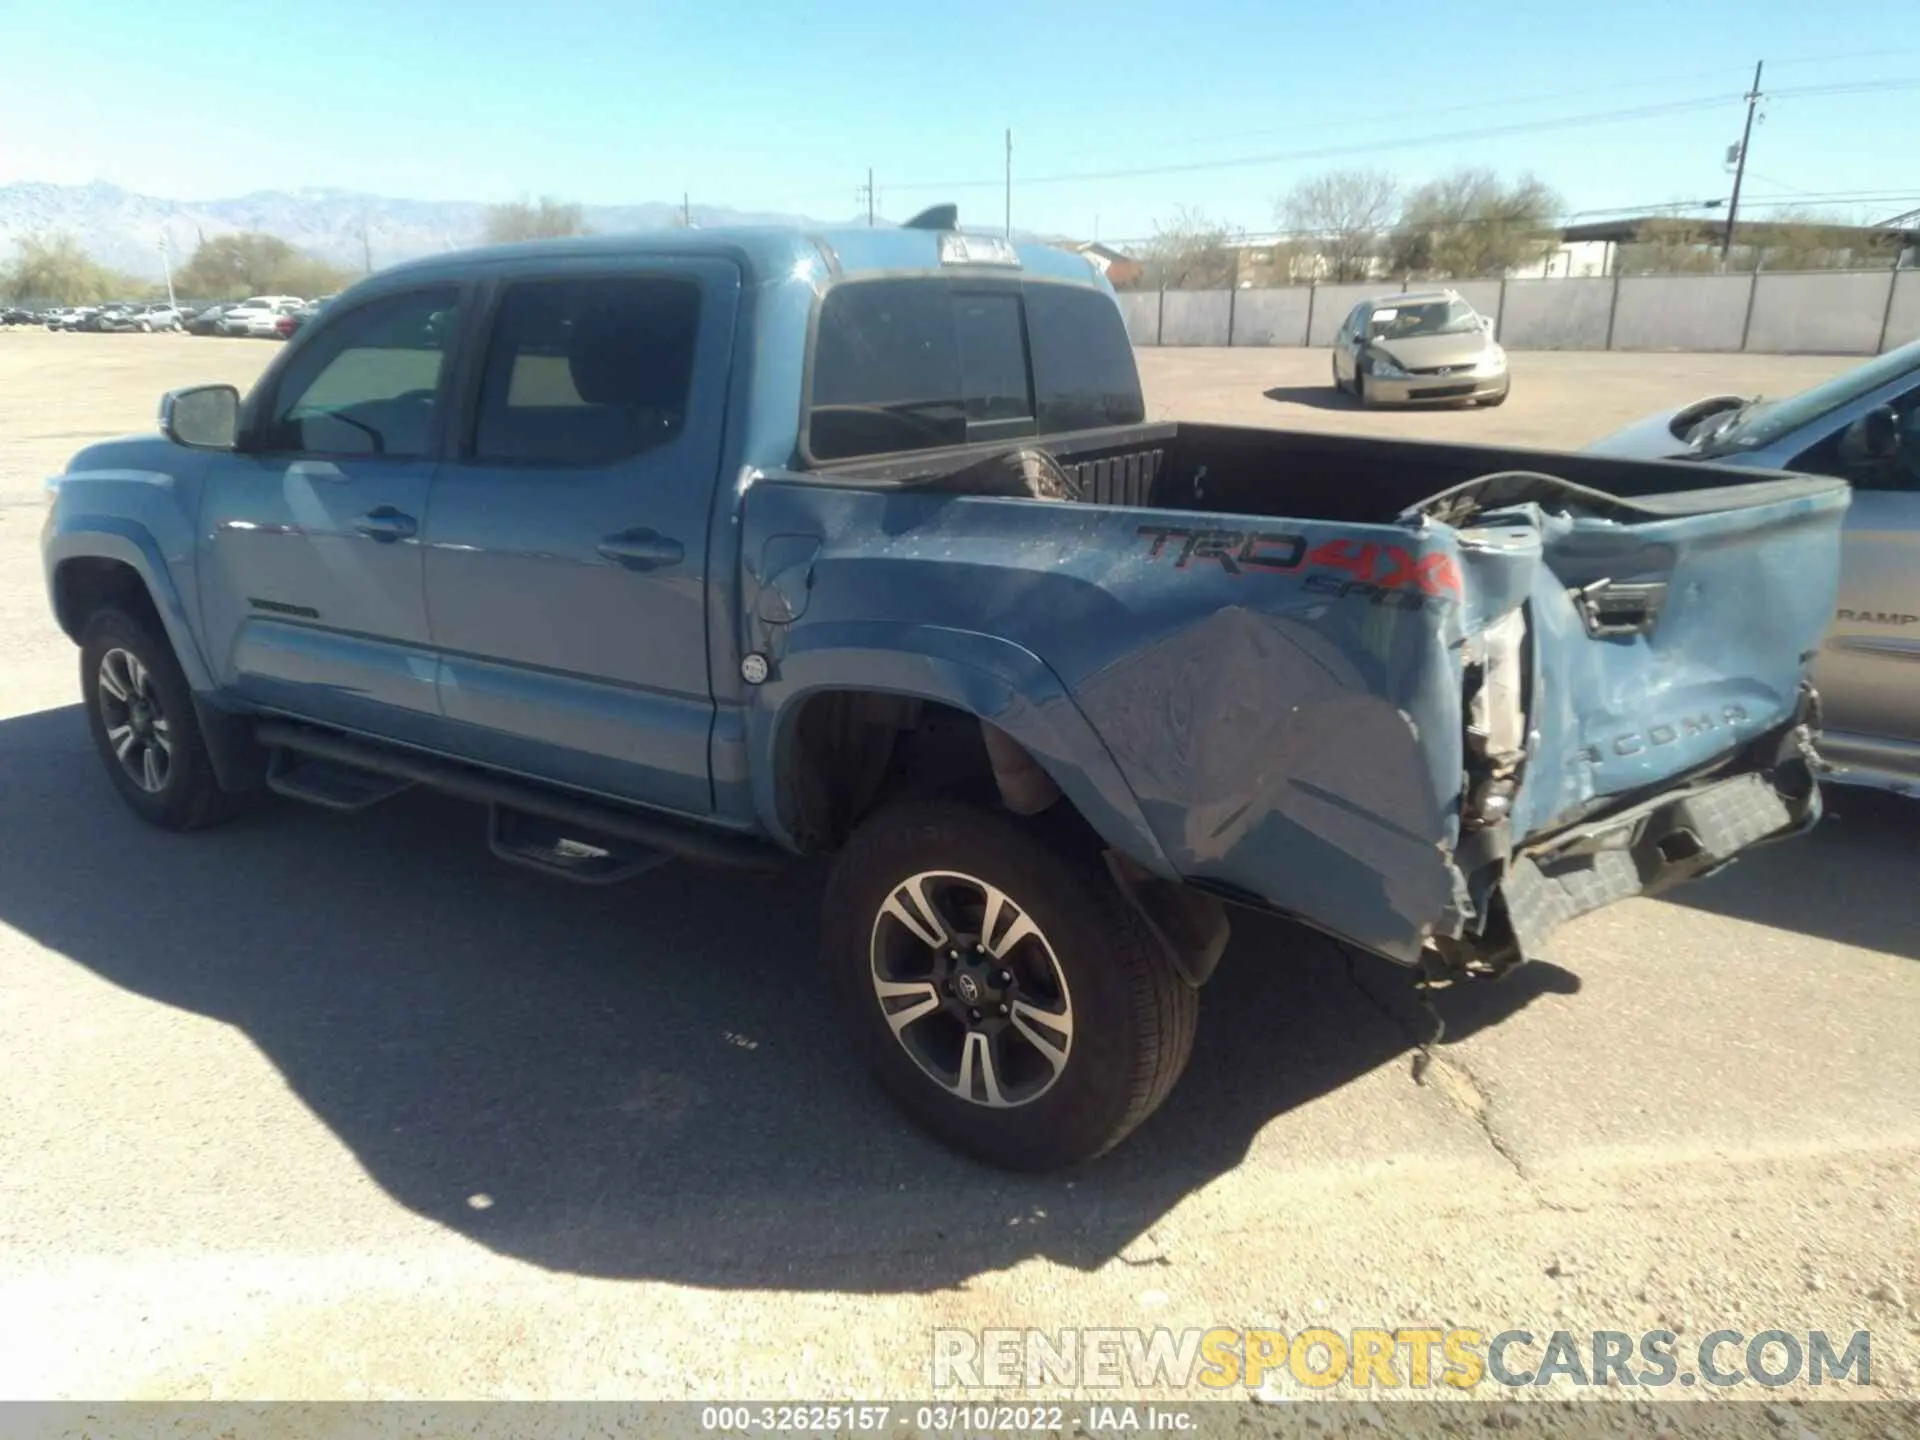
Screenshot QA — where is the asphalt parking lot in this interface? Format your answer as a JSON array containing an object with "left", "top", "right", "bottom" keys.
[{"left": 1, "top": 330, "right": 1917, "bottom": 1405}]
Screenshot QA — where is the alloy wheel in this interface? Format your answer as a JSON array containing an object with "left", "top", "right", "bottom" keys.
[
  {"left": 869, "top": 870, "right": 1075, "bottom": 1108},
  {"left": 96, "top": 647, "right": 173, "bottom": 793}
]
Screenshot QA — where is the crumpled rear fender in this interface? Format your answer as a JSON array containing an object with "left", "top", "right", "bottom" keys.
[{"left": 746, "top": 620, "right": 1175, "bottom": 878}]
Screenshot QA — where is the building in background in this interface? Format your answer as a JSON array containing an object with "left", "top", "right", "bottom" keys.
[
  {"left": 1070, "top": 242, "right": 1143, "bottom": 290},
  {"left": 1506, "top": 239, "right": 1613, "bottom": 279},
  {"left": 1523, "top": 216, "right": 1920, "bottom": 278}
]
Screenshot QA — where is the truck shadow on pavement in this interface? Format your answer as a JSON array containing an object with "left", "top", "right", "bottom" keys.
[
  {"left": 1658, "top": 786, "right": 1920, "bottom": 961},
  {"left": 0, "top": 703, "right": 1567, "bottom": 1291},
  {"left": 1261, "top": 385, "right": 1359, "bottom": 411}
]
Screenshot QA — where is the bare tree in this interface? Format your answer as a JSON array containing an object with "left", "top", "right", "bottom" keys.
[
  {"left": 1746, "top": 209, "right": 1899, "bottom": 271},
  {"left": 1278, "top": 170, "right": 1398, "bottom": 282},
  {"left": 1138, "top": 206, "right": 1242, "bottom": 289},
  {"left": 1, "top": 233, "right": 143, "bottom": 304},
  {"left": 483, "top": 197, "right": 591, "bottom": 244},
  {"left": 1388, "top": 169, "right": 1562, "bottom": 279},
  {"left": 1617, "top": 218, "right": 1723, "bottom": 275},
  {"left": 174, "top": 232, "right": 354, "bottom": 299}
]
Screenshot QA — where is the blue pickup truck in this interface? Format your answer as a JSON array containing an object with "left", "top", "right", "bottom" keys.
[{"left": 42, "top": 213, "right": 1846, "bottom": 1169}]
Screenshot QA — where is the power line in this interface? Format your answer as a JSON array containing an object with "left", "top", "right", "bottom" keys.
[
  {"left": 1769, "top": 77, "right": 1920, "bottom": 98},
  {"left": 887, "top": 92, "right": 1748, "bottom": 193},
  {"left": 1743, "top": 170, "right": 1819, "bottom": 196},
  {"left": 881, "top": 73, "right": 1920, "bottom": 201},
  {"left": 1105, "top": 67, "right": 1760, "bottom": 158},
  {"left": 962, "top": 47, "right": 1920, "bottom": 172}
]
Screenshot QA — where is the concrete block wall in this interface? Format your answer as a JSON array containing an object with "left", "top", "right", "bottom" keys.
[{"left": 1118, "top": 269, "right": 1917, "bottom": 355}]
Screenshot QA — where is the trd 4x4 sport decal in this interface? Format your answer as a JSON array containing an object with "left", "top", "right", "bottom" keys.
[{"left": 1136, "top": 524, "right": 1461, "bottom": 612}]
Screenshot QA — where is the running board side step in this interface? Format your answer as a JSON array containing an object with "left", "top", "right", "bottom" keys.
[
  {"left": 487, "top": 805, "right": 672, "bottom": 885},
  {"left": 266, "top": 749, "right": 416, "bottom": 811},
  {"left": 254, "top": 721, "right": 785, "bottom": 872}
]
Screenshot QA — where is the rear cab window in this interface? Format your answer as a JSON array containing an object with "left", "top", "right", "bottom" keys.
[{"left": 804, "top": 277, "right": 1144, "bottom": 464}]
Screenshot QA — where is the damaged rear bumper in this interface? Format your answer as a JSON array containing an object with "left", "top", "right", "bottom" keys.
[{"left": 1488, "top": 709, "right": 1825, "bottom": 964}]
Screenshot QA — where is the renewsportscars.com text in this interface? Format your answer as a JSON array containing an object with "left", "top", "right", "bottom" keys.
[{"left": 931, "top": 1327, "right": 1872, "bottom": 1391}]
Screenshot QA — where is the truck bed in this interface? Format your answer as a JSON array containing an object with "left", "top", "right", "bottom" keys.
[{"left": 821, "top": 420, "right": 1826, "bottom": 523}]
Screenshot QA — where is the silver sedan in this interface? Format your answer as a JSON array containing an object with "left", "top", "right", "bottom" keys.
[{"left": 1330, "top": 290, "right": 1510, "bottom": 407}]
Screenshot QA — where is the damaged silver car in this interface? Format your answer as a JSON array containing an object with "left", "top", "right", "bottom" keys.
[{"left": 1331, "top": 290, "right": 1509, "bottom": 408}]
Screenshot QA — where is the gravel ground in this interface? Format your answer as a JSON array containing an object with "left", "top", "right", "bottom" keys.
[{"left": 1, "top": 330, "right": 1916, "bottom": 1411}]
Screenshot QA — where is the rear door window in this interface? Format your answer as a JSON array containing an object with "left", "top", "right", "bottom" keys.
[{"left": 470, "top": 275, "right": 701, "bottom": 467}]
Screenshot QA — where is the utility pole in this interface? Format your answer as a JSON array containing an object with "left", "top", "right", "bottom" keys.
[
  {"left": 856, "top": 169, "right": 876, "bottom": 227},
  {"left": 360, "top": 212, "right": 373, "bottom": 274},
  {"left": 682, "top": 192, "right": 692, "bottom": 227},
  {"left": 158, "top": 236, "right": 177, "bottom": 309},
  {"left": 1004, "top": 129, "right": 1013, "bottom": 238},
  {"left": 1722, "top": 60, "right": 1764, "bottom": 264}
]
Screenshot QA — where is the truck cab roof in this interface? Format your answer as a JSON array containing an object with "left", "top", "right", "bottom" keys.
[{"left": 376, "top": 226, "right": 1109, "bottom": 293}]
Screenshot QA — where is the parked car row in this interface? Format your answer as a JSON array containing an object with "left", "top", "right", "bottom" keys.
[
  {"left": 29, "top": 303, "right": 191, "bottom": 332},
  {"left": 183, "top": 295, "right": 332, "bottom": 338},
  {"left": 5, "top": 296, "right": 332, "bottom": 338}
]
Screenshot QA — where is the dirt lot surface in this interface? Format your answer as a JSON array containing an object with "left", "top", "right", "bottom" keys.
[{"left": 2, "top": 331, "right": 1917, "bottom": 1411}]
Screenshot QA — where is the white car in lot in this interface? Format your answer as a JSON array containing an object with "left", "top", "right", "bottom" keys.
[
  {"left": 137, "top": 304, "right": 186, "bottom": 332},
  {"left": 219, "top": 296, "right": 306, "bottom": 338}
]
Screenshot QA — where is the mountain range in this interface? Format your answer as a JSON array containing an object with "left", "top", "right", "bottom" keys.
[{"left": 0, "top": 181, "right": 848, "bottom": 280}]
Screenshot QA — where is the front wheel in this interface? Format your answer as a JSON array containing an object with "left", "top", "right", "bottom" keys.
[
  {"left": 80, "top": 606, "right": 245, "bottom": 830},
  {"left": 823, "top": 800, "right": 1198, "bottom": 1170}
]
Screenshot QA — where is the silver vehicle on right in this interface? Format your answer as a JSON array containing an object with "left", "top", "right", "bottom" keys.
[{"left": 1591, "top": 335, "right": 1920, "bottom": 795}]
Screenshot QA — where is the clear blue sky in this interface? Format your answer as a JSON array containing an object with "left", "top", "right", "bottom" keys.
[{"left": 3, "top": 0, "right": 1915, "bottom": 241}]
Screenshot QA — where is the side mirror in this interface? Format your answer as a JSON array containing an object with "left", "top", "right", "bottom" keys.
[
  {"left": 1478, "top": 314, "right": 1496, "bottom": 333},
  {"left": 1845, "top": 405, "right": 1899, "bottom": 462},
  {"left": 160, "top": 384, "right": 240, "bottom": 450}
]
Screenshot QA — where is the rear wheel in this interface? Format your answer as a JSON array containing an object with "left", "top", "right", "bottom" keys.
[
  {"left": 80, "top": 606, "right": 245, "bottom": 831},
  {"left": 823, "top": 800, "right": 1198, "bottom": 1170}
]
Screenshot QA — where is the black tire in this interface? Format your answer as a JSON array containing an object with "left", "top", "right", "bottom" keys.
[
  {"left": 822, "top": 800, "right": 1198, "bottom": 1170},
  {"left": 1354, "top": 369, "right": 1372, "bottom": 407},
  {"left": 1331, "top": 357, "right": 1347, "bottom": 395},
  {"left": 79, "top": 606, "right": 245, "bottom": 831}
]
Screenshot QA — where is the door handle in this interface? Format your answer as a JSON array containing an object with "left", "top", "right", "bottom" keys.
[
  {"left": 353, "top": 506, "right": 417, "bottom": 542},
  {"left": 598, "top": 528, "right": 684, "bottom": 569}
]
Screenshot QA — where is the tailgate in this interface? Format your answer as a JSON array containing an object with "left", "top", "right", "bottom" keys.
[{"left": 1418, "top": 469, "right": 1849, "bottom": 846}]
